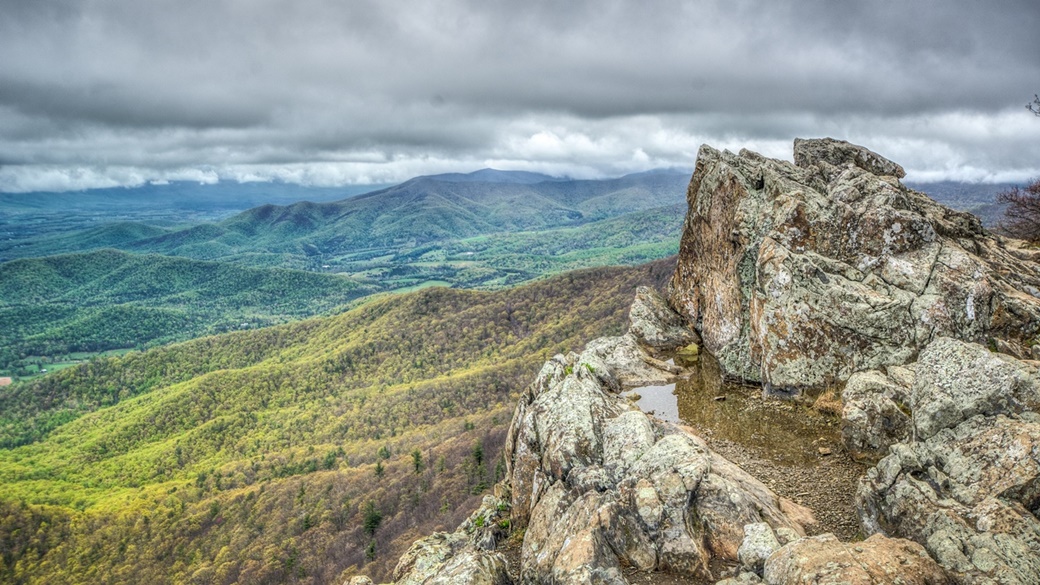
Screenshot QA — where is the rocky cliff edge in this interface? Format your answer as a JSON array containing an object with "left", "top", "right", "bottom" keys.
[
  {"left": 353, "top": 140, "right": 1040, "bottom": 585},
  {"left": 670, "top": 138, "right": 1040, "bottom": 392}
]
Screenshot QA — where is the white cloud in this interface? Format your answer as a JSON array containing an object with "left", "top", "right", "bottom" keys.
[{"left": 0, "top": 0, "right": 1037, "bottom": 192}]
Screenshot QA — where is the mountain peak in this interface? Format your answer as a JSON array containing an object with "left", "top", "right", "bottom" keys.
[{"left": 424, "top": 168, "right": 562, "bottom": 184}]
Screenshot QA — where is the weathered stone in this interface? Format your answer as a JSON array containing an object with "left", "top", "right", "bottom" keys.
[
  {"left": 737, "top": 522, "right": 780, "bottom": 575},
  {"left": 762, "top": 533, "right": 950, "bottom": 585},
  {"left": 497, "top": 307, "right": 809, "bottom": 583},
  {"left": 794, "top": 137, "right": 907, "bottom": 179},
  {"left": 457, "top": 495, "right": 511, "bottom": 551},
  {"left": 669, "top": 139, "right": 1040, "bottom": 390},
  {"left": 392, "top": 532, "right": 466, "bottom": 585},
  {"left": 910, "top": 337, "right": 1040, "bottom": 439},
  {"left": 580, "top": 334, "right": 679, "bottom": 388},
  {"left": 858, "top": 413, "right": 1040, "bottom": 584},
  {"left": 628, "top": 285, "right": 699, "bottom": 351},
  {"left": 391, "top": 531, "right": 513, "bottom": 585},
  {"left": 715, "top": 571, "right": 763, "bottom": 585},
  {"left": 601, "top": 410, "right": 656, "bottom": 472},
  {"left": 773, "top": 527, "right": 800, "bottom": 546},
  {"left": 841, "top": 369, "right": 912, "bottom": 460},
  {"left": 346, "top": 577, "right": 374, "bottom": 585}
]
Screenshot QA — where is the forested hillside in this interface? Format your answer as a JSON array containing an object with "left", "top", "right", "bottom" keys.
[
  {"left": 0, "top": 258, "right": 674, "bottom": 584},
  {"left": 0, "top": 250, "right": 376, "bottom": 376}
]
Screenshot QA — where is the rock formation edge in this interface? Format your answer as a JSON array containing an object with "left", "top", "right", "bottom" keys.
[{"left": 352, "top": 139, "right": 1040, "bottom": 584}]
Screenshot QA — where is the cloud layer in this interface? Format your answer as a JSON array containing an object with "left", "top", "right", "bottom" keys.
[{"left": 1, "top": 0, "right": 1038, "bottom": 192}]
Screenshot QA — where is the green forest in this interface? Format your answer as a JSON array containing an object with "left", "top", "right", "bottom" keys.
[
  {"left": 0, "top": 250, "right": 377, "bottom": 377},
  {"left": 0, "top": 259, "right": 675, "bottom": 584}
]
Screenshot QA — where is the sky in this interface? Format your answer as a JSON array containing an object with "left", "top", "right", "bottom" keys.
[{"left": 1, "top": 0, "right": 1038, "bottom": 193}]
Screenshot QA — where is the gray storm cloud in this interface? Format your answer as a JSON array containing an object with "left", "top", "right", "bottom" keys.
[{"left": 0, "top": 0, "right": 1038, "bottom": 192}]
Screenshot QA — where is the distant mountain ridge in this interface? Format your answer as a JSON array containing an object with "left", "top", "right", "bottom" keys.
[
  {"left": 425, "top": 168, "right": 566, "bottom": 184},
  {"left": 0, "top": 180, "right": 382, "bottom": 214},
  {"left": 1, "top": 169, "right": 691, "bottom": 279}
]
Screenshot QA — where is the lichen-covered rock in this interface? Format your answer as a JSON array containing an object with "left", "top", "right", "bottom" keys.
[
  {"left": 841, "top": 369, "right": 912, "bottom": 460},
  {"left": 793, "top": 137, "right": 906, "bottom": 178},
  {"left": 389, "top": 497, "right": 515, "bottom": 585},
  {"left": 857, "top": 413, "right": 1040, "bottom": 584},
  {"left": 504, "top": 341, "right": 808, "bottom": 584},
  {"left": 910, "top": 337, "right": 1040, "bottom": 439},
  {"left": 579, "top": 334, "right": 680, "bottom": 388},
  {"left": 715, "top": 572, "right": 763, "bottom": 585},
  {"left": 458, "top": 495, "right": 512, "bottom": 551},
  {"left": 669, "top": 138, "right": 1040, "bottom": 390},
  {"left": 628, "top": 285, "right": 699, "bottom": 351},
  {"left": 391, "top": 530, "right": 513, "bottom": 585},
  {"left": 762, "top": 533, "right": 950, "bottom": 585},
  {"left": 737, "top": 522, "right": 781, "bottom": 575},
  {"left": 346, "top": 577, "right": 374, "bottom": 585}
]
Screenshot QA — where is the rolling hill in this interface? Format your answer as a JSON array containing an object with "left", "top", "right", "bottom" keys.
[
  {"left": 0, "top": 249, "right": 377, "bottom": 376},
  {"left": 0, "top": 258, "right": 674, "bottom": 584},
  {"left": 1, "top": 169, "right": 690, "bottom": 270},
  {"left": 123, "top": 169, "right": 690, "bottom": 266}
]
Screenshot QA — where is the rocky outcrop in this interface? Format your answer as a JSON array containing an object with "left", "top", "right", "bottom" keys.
[
  {"left": 761, "top": 533, "right": 950, "bottom": 585},
  {"left": 669, "top": 137, "right": 1040, "bottom": 390},
  {"left": 499, "top": 307, "right": 814, "bottom": 584},
  {"left": 375, "top": 290, "right": 815, "bottom": 584},
  {"left": 857, "top": 337, "right": 1040, "bottom": 584},
  {"left": 389, "top": 496, "right": 514, "bottom": 585},
  {"left": 376, "top": 139, "right": 1040, "bottom": 584}
]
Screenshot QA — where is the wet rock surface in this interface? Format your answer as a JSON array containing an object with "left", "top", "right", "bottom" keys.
[
  {"left": 658, "top": 355, "right": 864, "bottom": 542},
  {"left": 669, "top": 138, "right": 1040, "bottom": 390}
]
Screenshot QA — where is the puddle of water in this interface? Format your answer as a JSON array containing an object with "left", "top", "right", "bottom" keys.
[
  {"left": 621, "top": 383, "right": 679, "bottom": 423},
  {"left": 624, "top": 354, "right": 841, "bottom": 466}
]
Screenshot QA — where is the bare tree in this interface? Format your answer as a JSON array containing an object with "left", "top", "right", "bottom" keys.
[
  {"left": 999, "top": 179, "right": 1040, "bottom": 241},
  {"left": 1030, "top": 94, "right": 1040, "bottom": 117}
]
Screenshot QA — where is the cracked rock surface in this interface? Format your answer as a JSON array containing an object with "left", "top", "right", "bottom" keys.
[
  {"left": 857, "top": 338, "right": 1040, "bottom": 585},
  {"left": 503, "top": 347, "right": 810, "bottom": 584},
  {"left": 669, "top": 138, "right": 1040, "bottom": 390}
]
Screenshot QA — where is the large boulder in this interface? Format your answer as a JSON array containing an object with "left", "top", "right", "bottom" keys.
[
  {"left": 841, "top": 368, "right": 913, "bottom": 461},
  {"left": 669, "top": 138, "right": 1040, "bottom": 390},
  {"left": 762, "top": 533, "right": 950, "bottom": 585},
  {"left": 909, "top": 337, "right": 1040, "bottom": 439}
]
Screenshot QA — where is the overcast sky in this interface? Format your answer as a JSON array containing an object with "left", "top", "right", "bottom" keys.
[{"left": 1, "top": 0, "right": 1038, "bottom": 192}]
